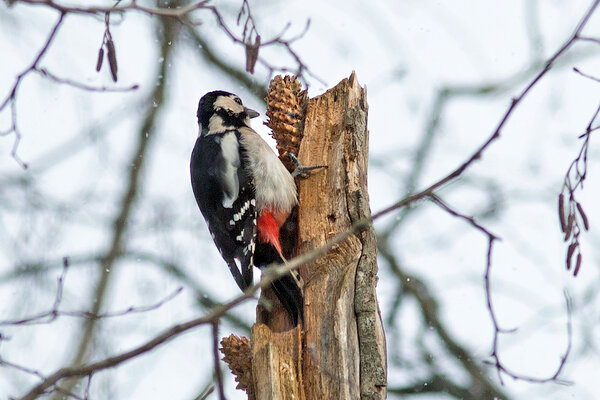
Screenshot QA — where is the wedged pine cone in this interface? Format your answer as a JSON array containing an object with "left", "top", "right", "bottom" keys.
[
  {"left": 265, "top": 75, "right": 307, "bottom": 171},
  {"left": 220, "top": 334, "right": 253, "bottom": 397}
]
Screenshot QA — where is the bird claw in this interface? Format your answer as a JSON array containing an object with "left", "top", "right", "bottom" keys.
[{"left": 289, "top": 152, "right": 327, "bottom": 178}]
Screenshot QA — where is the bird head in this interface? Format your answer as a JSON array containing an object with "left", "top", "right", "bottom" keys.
[{"left": 197, "top": 91, "right": 259, "bottom": 135}]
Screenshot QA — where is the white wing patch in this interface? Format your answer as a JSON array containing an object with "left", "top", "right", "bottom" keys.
[
  {"left": 233, "top": 200, "right": 252, "bottom": 221},
  {"left": 220, "top": 132, "right": 240, "bottom": 208},
  {"left": 229, "top": 199, "right": 253, "bottom": 228}
]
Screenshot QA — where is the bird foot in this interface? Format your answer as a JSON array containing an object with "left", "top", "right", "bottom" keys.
[{"left": 289, "top": 153, "right": 328, "bottom": 178}]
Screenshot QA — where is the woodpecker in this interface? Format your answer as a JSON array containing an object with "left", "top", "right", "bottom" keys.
[{"left": 190, "top": 90, "right": 303, "bottom": 325}]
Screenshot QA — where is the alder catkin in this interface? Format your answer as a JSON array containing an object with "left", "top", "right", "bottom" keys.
[
  {"left": 576, "top": 202, "right": 589, "bottom": 231},
  {"left": 574, "top": 253, "right": 582, "bottom": 276},
  {"left": 106, "top": 37, "right": 118, "bottom": 82},
  {"left": 558, "top": 193, "right": 566, "bottom": 233},
  {"left": 245, "top": 35, "right": 260, "bottom": 74},
  {"left": 96, "top": 47, "right": 104, "bottom": 72},
  {"left": 564, "top": 213, "right": 574, "bottom": 242},
  {"left": 566, "top": 242, "right": 577, "bottom": 271}
]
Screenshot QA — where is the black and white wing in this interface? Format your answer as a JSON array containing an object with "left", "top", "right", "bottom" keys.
[{"left": 190, "top": 131, "right": 257, "bottom": 290}]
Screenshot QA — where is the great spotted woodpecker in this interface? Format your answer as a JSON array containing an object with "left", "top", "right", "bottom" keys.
[{"left": 190, "top": 90, "right": 303, "bottom": 325}]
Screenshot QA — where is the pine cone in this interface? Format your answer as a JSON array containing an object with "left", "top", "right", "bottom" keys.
[
  {"left": 265, "top": 75, "right": 307, "bottom": 171},
  {"left": 220, "top": 334, "right": 253, "bottom": 397}
]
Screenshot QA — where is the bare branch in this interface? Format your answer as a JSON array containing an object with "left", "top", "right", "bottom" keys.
[
  {"left": 373, "top": 1, "right": 600, "bottom": 386},
  {"left": 429, "top": 194, "right": 499, "bottom": 241},
  {"left": 428, "top": 192, "right": 574, "bottom": 386},
  {"left": 54, "top": 14, "right": 179, "bottom": 398},
  {"left": 73, "top": 287, "right": 183, "bottom": 320},
  {"left": 378, "top": 243, "right": 509, "bottom": 399},
  {"left": 2, "top": 0, "right": 314, "bottom": 169},
  {"left": 15, "top": 288, "right": 257, "bottom": 400},
  {"left": 1, "top": 251, "right": 252, "bottom": 332},
  {"left": 373, "top": 0, "right": 600, "bottom": 222},
  {"left": 9, "top": 0, "right": 211, "bottom": 18},
  {"left": 0, "top": 13, "right": 64, "bottom": 111}
]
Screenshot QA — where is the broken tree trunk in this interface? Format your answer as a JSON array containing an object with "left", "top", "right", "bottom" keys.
[
  {"left": 296, "top": 72, "right": 386, "bottom": 400},
  {"left": 223, "top": 72, "right": 387, "bottom": 399}
]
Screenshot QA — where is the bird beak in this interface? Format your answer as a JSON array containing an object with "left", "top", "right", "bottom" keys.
[{"left": 244, "top": 107, "right": 259, "bottom": 119}]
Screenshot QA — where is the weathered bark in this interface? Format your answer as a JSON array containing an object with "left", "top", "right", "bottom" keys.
[
  {"left": 296, "top": 72, "right": 386, "bottom": 400},
  {"left": 224, "top": 72, "right": 386, "bottom": 399}
]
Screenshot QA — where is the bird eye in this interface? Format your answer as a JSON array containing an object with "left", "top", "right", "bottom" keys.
[{"left": 234, "top": 97, "right": 243, "bottom": 105}]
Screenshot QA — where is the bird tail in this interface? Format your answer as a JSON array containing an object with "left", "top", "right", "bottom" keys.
[
  {"left": 270, "top": 269, "right": 304, "bottom": 326},
  {"left": 254, "top": 242, "right": 304, "bottom": 325}
]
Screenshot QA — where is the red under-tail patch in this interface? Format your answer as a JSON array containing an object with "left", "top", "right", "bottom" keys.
[{"left": 257, "top": 210, "right": 284, "bottom": 258}]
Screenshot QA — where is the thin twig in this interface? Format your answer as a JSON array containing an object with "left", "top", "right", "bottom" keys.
[
  {"left": 0, "top": 358, "right": 45, "bottom": 380},
  {"left": 429, "top": 194, "right": 499, "bottom": 240},
  {"left": 483, "top": 291, "right": 573, "bottom": 385},
  {"left": 196, "top": 384, "right": 215, "bottom": 400},
  {"left": 577, "top": 35, "right": 600, "bottom": 45},
  {"left": 83, "top": 374, "right": 92, "bottom": 400},
  {"left": 0, "top": 257, "right": 69, "bottom": 326},
  {"left": 0, "top": 12, "right": 65, "bottom": 168},
  {"left": 0, "top": 286, "right": 183, "bottom": 326},
  {"left": 36, "top": 68, "right": 139, "bottom": 92},
  {"left": 212, "top": 321, "right": 226, "bottom": 400},
  {"left": 573, "top": 67, "right": 600, "bottom": 83}
]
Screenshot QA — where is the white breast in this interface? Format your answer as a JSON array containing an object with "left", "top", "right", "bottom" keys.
[{"left": 239, "top": 127, "right": 297, "bottom": 213}]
